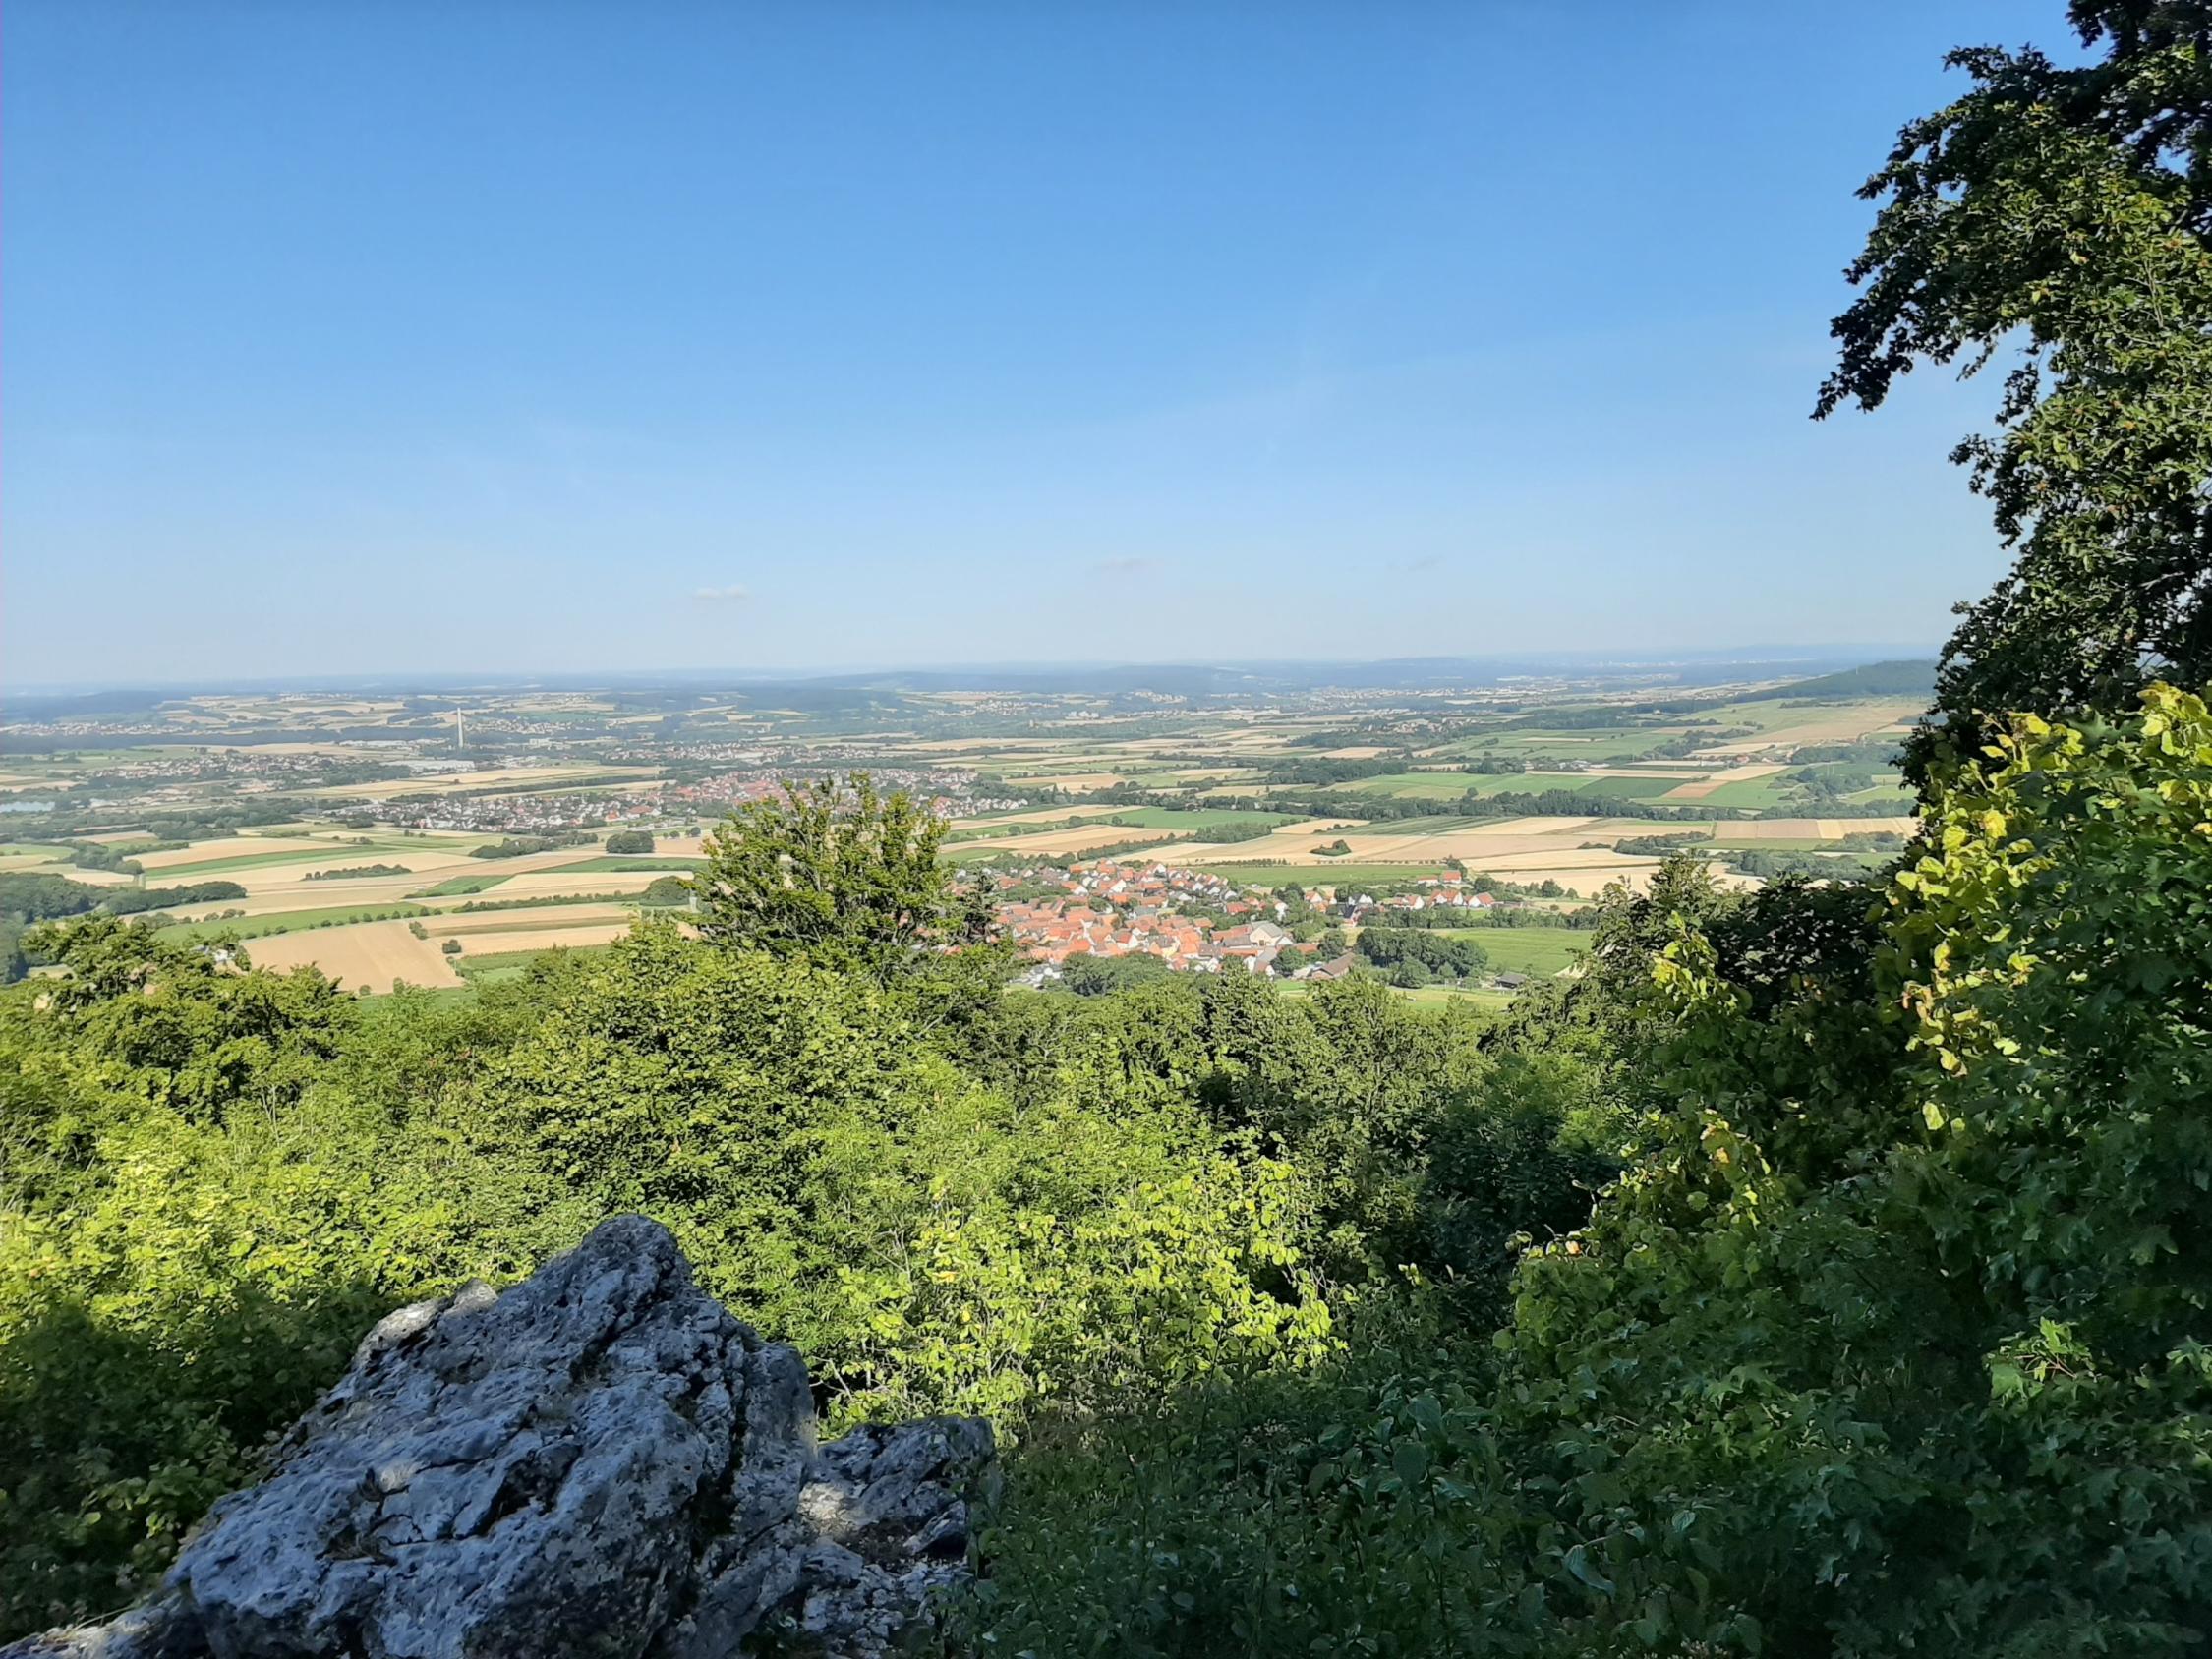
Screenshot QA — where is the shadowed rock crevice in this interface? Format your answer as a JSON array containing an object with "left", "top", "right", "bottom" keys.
[{"left": 4, "top": 1218, "right": 992, "bottom": 1659}]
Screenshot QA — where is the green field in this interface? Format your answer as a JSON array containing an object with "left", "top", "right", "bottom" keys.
[
  {"left": 1431, "top": 925, "right": 1591, "bottom": 979},
  {"left": 149, "top": 839, "right": 434, "bottom": 877},
  {"left": 1694, "top": 776, "right": 1808, "bottom": 809},
  {"left": 1485, "top": 731, "right": 1680, "bottom": 761},
  {"left": 1124, "top": 770, "right": 1263, "bottom": 789},
  {"left": 0, "top": 843, "right": 70, "bottom": 862},
  {"left": 453, "top": 942, "right": 618, "bottom": 982},
  {"left": 153, "top": 902, "right": 430, "bottom": 944},
  {"left": 1844, "top": 780, "right": 1917, "bottom": 806},
  {"left": 1278, "top": 978, "right": 1512, "bottom": 1010},
  {"left": 135, "top": 847, "right": 352, "bottom": 876},
  {"left": 1338, "top": 772, "right": 1485, "bottom": 801},
  {"left": 417, "top": 872, "right": 511, "bottom": 895}
]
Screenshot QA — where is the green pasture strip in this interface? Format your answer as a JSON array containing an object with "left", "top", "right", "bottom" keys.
[
  {"left": 1427, "top": 926, "right": 1591, "bottom": 978},
  {"left": 453, "top": 943, "right": 618, "bottom": 976},
  {"left": 1095, "top": 807, "right": 1300, "bottom": 830},
  {"left": 154, "top": 903, "right": 430, "bottom": 944},
  {"left": 417, "top": 873, "right": 510, "bottom": 896},
  {"left": 141, "top": 847, "right": 368, "bottom": 876},
  {"left": 145, "top": 835, "right": 444, "bottom": 876},
  {"left": 1694, "top": 777, "right": 1806, "bottom": 809}
]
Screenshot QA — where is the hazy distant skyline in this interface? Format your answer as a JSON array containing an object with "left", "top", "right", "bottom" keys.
[{"left": 8, "top": 1, "right": 2063, "bottom": 683}]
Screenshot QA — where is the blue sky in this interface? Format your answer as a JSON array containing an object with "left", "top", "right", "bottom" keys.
[{"left": 7, "top": 1, "right": 2066, "bottom": 685}]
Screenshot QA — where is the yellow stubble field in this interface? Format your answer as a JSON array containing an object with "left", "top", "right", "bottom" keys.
[
  {"left": 243, "top": 920, "right": 464, "bottom": 990},
  {"left": 1709, "top": 816, "right": 1917, "bottom": 842}
]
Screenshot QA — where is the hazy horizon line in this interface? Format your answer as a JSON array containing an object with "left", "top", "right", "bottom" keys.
[{"left": 3, "top": 643, "right": 1939, "bottom": 701}]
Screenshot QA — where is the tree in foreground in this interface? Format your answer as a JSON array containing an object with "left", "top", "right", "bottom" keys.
[
  {"left": 1821, "top": 1, "right": 2212, "bottom": 780},
  {"left": 694, "top": 772, "right": 981, "bottom": 975}
]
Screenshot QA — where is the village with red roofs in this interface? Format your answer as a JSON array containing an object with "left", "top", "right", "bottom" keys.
[{"left": 980, "top": 857, "right": 1517, "bottom": 986}]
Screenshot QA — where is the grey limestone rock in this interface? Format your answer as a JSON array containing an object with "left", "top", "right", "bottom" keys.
[{"left": 4, "top": 1217, "right": 992, "bottom": 1659}]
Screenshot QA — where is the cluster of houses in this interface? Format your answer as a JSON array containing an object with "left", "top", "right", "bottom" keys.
[
  {"left": 655, "top": 768, "right": 1026, "bottom": 822},
  {"left": 984, "top": 858, "right": 1523, "bottom": 986},
  {"left": 986, "top": 859, "right": 1314, "bottom": 982},
  {"left": 1331, "top": 870, "right": 1503, "bottom": 918},
  {"left": 395, "top": 788, "right": 670, "bottom": 836}
]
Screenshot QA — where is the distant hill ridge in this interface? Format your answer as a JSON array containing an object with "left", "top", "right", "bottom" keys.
[{"left": 1748, "top": 659, "right": 1935, "bottom": 702}]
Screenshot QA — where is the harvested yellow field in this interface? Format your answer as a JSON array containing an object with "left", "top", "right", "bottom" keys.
[
  {"left": 1746, "top": 702, "right": 1924, "bottom": 749},
  {"left": 421, "top": 904, "right": 637, "bottom": 937},
  {"left": 1709, "top": 816, "right": 1917, "bottom": 842},
  {"left": 473, "top": 869, "right": 670, "bottom": 899},
  {"left": 1663, "top": 763, "right": 1790, "bottom": 801},
  {"left": 173, "top": 877, "right": 428, "bottom": 918},
  {"left": 243, "top": 920, "right": 463, "bottom": 990},
  {"left": 137, "top": 835, "right": 336, "bottom": 871},
  {"left": 449, "top": 921, "right": 634, "bottom": 956},
  {"left": 55, "top": 867, "right": 139, "bottom": 887},
  {"left": 1460, "top": 815, "right": 1604, "bottom": 837},
  {"left": 1182, "top": 816, "right": 1691, "bottom": 873},
  {"left": 209, "top": 863, "right": 471, "bottom": 906},
  {"left": 256, "top": 851, "right": 483, "bottom": 887},
  {"left": 1128, "top": 818, "right": 1355, "bottom": 864},
  {"left": 1691, "top": 702, "right": 1925, "bottom": 756}
]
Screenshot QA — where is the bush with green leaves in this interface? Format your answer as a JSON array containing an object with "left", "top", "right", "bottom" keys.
[
  {"left": 0, "top": 920, "right": 1386, "bottom": 1639},
  {"left": 1485, "top": 687, "right": 2212, "bottom": 1655}
]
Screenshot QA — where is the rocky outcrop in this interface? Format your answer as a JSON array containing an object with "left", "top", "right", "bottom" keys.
[{"left": 6, "top": 1218, "right": 992, "bottom": 1659}]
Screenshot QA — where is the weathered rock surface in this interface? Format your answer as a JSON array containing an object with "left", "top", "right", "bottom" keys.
[{"left": 5, "top": 1217, "right": 992, "bottom": 1659}]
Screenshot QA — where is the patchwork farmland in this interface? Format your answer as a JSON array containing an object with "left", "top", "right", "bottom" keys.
[{"left": 2, "top": 668, "right": 1929, "bottom": 999}]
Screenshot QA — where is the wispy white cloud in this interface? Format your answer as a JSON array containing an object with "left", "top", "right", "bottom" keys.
[
  {"left": 692, "top": 583, "right": 752, "bottom": 602},
  {"left": 1395, "top": 554, "right": 1445, "bottom": 574}
]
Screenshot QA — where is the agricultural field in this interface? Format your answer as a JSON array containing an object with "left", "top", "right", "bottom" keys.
[
  {"left": 1431, "top": 926, "right": 1592, "bottom": 979},
  {"left": 2, "top": 669, "right": 1931, "bottom": 993},
  {"left": 244, "top": 919, "right": 465, "bottom": 990},
  {"left": 1168, "top": 814, "right": 1761, "bottom": 896},
  {"left": 154, "top": 903, "right": 429, "bottom": 944}
]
